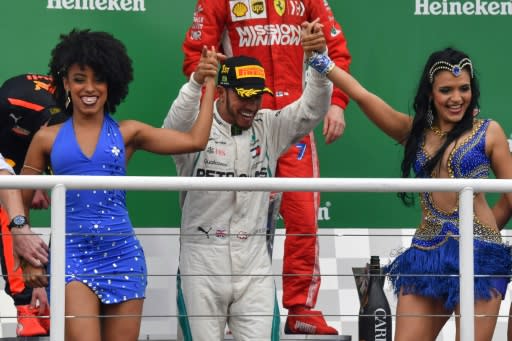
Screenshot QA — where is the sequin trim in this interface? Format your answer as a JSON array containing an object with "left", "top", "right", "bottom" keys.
[{"left": 414, "top": 119, "right": 490, "bottom": 180}]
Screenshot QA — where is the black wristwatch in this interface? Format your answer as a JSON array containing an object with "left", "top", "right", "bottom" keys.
[{"left": 7, "top": 215, "right": 29, "bottom": 230}]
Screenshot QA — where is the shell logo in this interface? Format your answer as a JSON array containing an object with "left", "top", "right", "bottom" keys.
[{"left": 232, "top": 2, "right": 248, "bottom": 17}]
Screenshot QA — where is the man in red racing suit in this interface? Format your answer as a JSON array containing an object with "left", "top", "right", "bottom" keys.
[{"left": 182, "top": 0, "right": 351, "bottom": 334}]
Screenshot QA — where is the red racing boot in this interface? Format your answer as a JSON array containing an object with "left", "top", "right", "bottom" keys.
[
  {"left": 16, "top": 305, "right": 50, "bottom": 337},
  {"left": 284, "top": 306, "right": 338, "bottom": 335}
]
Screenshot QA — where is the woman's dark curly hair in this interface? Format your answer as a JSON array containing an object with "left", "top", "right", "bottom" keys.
[
  {"left": 49, "top": 28, "right": 133, "bottom": 114},
  {"left": 398, "top": 47, "right": 480, "bottom": 206}
]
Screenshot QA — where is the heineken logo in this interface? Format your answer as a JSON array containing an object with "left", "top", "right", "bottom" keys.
[
  {"left": 47, "top": 0, "right": 146, "bottom": 11},
  {"left": 415, "top": 0, "right": 512, "bottom": 15}
]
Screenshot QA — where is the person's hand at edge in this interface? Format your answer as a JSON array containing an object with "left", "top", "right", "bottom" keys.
[
  {"left": 193, "top": 45, "right": 224, "bottom": 85},
  {"left": 31, "top": 287, "right": 50, "bottom": 316},
  {"left": 21, "top": 257, "right": 48, "bottom": 288},
  {"left": 12, "top": 226, "right": 49, "bottom": 268},
  {"left": 323, "top": 105, "right": 346, "bottom": 144},
  {"left": 31, "top": 189, "right": 50, "bottom": 210}
]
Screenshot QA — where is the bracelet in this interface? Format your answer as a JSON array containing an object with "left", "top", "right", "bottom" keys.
[
  {"left": 307, "top": 52, "right": 335, "bottom": 75},
  {"left": 22, "top": 164, "right": 43, "bottom": 174}
]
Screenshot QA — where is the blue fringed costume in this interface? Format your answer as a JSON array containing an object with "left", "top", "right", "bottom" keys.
[{"left": 385, "top": 119, "right": 512, "bottom": 310}]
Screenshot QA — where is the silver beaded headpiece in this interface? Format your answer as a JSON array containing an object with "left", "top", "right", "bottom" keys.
[{"left": 428, "top": 58, "right": 473, "bottom": 83}]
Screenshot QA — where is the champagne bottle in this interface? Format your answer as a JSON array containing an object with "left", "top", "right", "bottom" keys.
[{"left": 358, "top": 256, "right": 392, "bottom": 341}]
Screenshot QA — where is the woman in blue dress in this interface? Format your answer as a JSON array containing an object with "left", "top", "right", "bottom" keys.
[
  {"left": 302, "top": 27, "right": 512, "bottom": 341},
  {"left": 20, "top": 29, "right": 218, "bottom": 341}
]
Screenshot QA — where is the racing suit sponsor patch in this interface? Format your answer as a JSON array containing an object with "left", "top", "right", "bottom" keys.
[
  {"left": 215, "top": 229, "right": 227, "bottom": 238},
  {"left": 237, "top": 231, "right": 249, "bottom": 240},
  {"left": 236, "top": 24, "right": 301, "bottom": 47},
  {"left": 250, "top": 0, "right": 266, "bottom": 18},
  {"left": 190, "top": 30, "right": 202, "bottom": 41},
  {"left": 330, "top": 26, "right": 341, "bottom": 37},
  {"left": 273, "top": 0, "right": 285, "bottom": 16},
  {"left": 230, "top": 0, "right": 250, "bottom": 21},
  {"left": 230, "top": 0, "right": 267, "bottom": 21},
  {"left": 11, "top": 126, "right": 31, "bottom": 136},
  {"left": 251, "top": 146, "right": 261, "bottom": 158},
  {"left": 190, "top": 4, "right": 204, "bottom": 40},
  {"left": 289, "top": 0, "right": 305, "bottom": 16},
  {"left": 198, "top": 226, "right": 212, "bottom": 238}
]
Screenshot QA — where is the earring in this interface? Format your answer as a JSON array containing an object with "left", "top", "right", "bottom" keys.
[
  {"left": 426, "top": 103, "right": 434, "bottom": 128},
  {"left": 65, "top": 91, "right": 71, "bottom": 110},
  {"left": 473, "top": 107, "right": 480, "bottom": 117}
]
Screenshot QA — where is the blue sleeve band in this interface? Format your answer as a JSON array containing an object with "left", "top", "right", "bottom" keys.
[{"left": 307, "top": 52, "right": 335, "bottom": 75}]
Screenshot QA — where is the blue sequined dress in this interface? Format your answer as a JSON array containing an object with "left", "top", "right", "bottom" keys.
[
  {"left": 50, "top": 114, "right": 147, "bottom": 304},
  {"left": 385, "top": 119, "right": 511, "bottom": 310}
]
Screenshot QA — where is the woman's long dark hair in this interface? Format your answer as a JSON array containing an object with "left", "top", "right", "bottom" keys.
[{"left": 399, "top": 48, "right": 480, "bottom": 206}]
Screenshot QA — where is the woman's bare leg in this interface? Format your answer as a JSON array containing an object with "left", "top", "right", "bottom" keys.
[
  {"left": 65, "top": 281, "right": 101, "bottom": 341},
  {"left": 101, "top": 298, "right": 144, "bottom": 341},
  {"left": 454, "top": 295, "right": 501, "bottom": 341},
  {"left": 394, "top": 291, "right": 452, "bottom": 341}
]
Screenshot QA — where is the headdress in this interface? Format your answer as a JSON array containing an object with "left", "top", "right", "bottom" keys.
[
  {"left": 218, "top": 56, "right": 273, "bottom": 98},
  {"left": 428, "top": 58, "right": 473, "bottom": 83}
]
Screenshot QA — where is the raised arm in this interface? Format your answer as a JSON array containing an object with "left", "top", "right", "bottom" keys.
[
  {"left": 310, "top": 52, "right": 412, "bottom": 143},
  {"left": 325, "top": 66, "right": 412, "bottom": 143},
  {"left": 267, "top": 20, "right": 333, "bottom": 154},
  {"left": 126, "top": 46, "right": 218, "bottom": 156}
]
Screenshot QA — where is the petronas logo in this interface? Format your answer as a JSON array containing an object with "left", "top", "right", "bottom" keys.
[{"left": 274, "top": 0, "right": 285, "bottom": 16}]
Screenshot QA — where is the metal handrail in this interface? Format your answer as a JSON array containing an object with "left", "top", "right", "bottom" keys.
[{"left": 3, "top": 175, "right": 511, "bottom": 341}]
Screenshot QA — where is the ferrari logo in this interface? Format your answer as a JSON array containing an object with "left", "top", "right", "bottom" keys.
[{"left": 274, "top": 0, "right": 285, "bottom": 16}]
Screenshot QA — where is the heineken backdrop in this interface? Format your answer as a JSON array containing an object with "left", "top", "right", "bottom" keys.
[{"left": 2, "top": 0, "right": 512, "bottom": 228}]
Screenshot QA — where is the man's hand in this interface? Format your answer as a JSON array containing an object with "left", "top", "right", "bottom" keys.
[
  {"left": 31, "top": 287, "right": 50, "bottom": 315},
  {"left": 192, "top": 45, "right": 223, "bottom": 85},
  {"left": 12, "top": 226, "right": 49, "bottom": 267},
  {"left": 31, "top": 189, "right": 50, "bottom": 210},
  {"left": 301, "top": 18, "right": 326, "bottom": 59},
  {"left": 323, "top": 105, "right": 346, "bottom": 144},
  {"left": 21, "top": 259, "right": 48, "bottom": 288}
]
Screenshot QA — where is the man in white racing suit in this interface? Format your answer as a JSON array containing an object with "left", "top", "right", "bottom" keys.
[{"left": 163, "top": 24, "right": 333, "bottom": 341}]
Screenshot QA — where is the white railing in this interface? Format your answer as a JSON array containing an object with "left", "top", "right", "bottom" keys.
[{"left": 2, "top": 175, "right": 512, "bottom": 341}]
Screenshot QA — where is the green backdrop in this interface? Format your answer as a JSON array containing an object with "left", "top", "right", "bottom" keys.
[{"left": 2, "top": 0, "right": 511, "bottom": 228}]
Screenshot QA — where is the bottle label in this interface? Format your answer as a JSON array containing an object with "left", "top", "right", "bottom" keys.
[{"left": 374, "top": 308, "right": 388, "bottom": 340}]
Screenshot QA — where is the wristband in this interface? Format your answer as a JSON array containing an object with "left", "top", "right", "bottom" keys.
[{"left": 307, "top": 52, "right": 335, "bottom": 75}]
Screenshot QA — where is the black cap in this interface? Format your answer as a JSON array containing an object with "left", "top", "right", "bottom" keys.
[
  {"left": 0, "top": 74, "right": 68, "bottom": 129},
  {"left": 43, "top": 106, "right": 69, "bottom": 126},
  {"left": 218, "top": 56, "right": 273, "bottom": 98}
]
